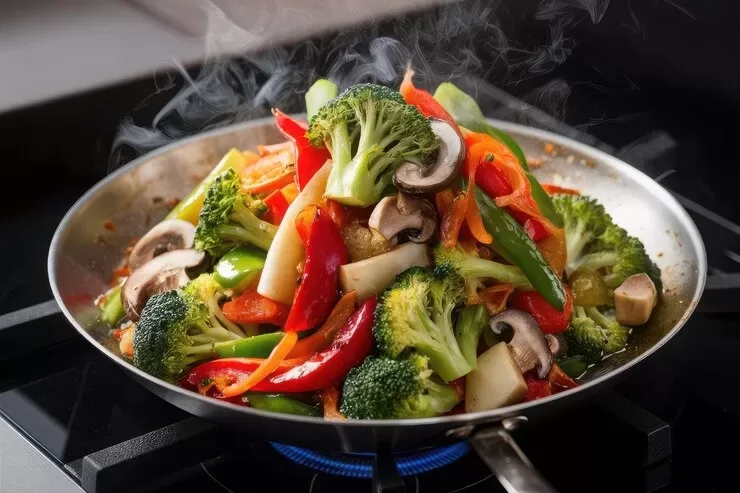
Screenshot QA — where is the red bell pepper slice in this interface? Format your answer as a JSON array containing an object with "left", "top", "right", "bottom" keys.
[
  {"left": 264, "top": 189, "right": 290, "bottom": 225},
  {"left": 183, "top": 297, "right": 377, "bottom": 396},
  {"left": 222, "top": 290, "right": 290, "bottom": 326},
  {"left": 399, "top": 68, "right": 458, "bottom": 128},
  {"left": 547, "top": 362, "right": 579, "bottom": 392},
  {"left": 284, "top": 207, "right": 348, "bottom": 331},
  {"left": 524, "top": 372, "right": 553, "bottom": 401},
  {"left": 272, "top": 109, "right": 331, "bottom": 190},
  {"left": 267, "top": 296, "right": 377, "bottom": 392},
  {"left": 181, "top": 356, "right": 308, "bottom": 396},
  {"left": 510, "top": 285, "right": 573, "bottom": 332}
]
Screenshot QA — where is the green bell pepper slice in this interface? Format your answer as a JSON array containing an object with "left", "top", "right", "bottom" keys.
[{"left": 213, "top": 246, "right": 266, "bottom": 293}]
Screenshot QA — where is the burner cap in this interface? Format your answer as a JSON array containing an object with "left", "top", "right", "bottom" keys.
[{"left": 270, "top": 442, "right": 470, "bottom": 478}]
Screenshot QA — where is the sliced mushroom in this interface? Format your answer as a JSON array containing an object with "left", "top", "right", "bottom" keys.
[
  {"left": 394, "top": 119, "right": 464, "bottom": 194},
  {"left": 128, "top": 219, "right": 196, "bottom": 270},
  {"left": 489, "top": 309, "right": 553, "bottom": 379},
  {"left": 122, "top": 249, "right": 205, "bottom": 321},
  {"left": 614, "top": 273, "right": 658, "bottom": 326},
  {"left": 368, "top": 194, "right": 437, "bottom": 245},
  {"left": 545, "top": 333, "right": 567, "bottom": 358}
]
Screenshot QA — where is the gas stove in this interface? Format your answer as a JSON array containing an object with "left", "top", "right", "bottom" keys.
[
  {"left": 2, "top": 79, "right": 739, "bottom": 492},
  {"left": 2, "top": 2, "right": 740, "bottom": 490}
]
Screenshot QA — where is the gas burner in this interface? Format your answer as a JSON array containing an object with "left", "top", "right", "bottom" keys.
[{"left": 270, "top": 442, "right": 470, "bottom": 478}]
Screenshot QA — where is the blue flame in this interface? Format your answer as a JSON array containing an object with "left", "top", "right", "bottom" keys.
[{"left": 270, "top": 442, "right": 469, "bottom": 478}]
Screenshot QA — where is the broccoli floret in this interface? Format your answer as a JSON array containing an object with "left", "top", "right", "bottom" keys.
[
  {"left": 340, "top": 354, "right": 461, "bottom": 419},
  {"left": 454, "top": 304, "right": 489, "bottom": 367},
  {"left": 433, "top": 244, "right": 530, "bottom": 286},
  {"left": 579, "top": 224, "right": 663, "bottom": 291},
  {"left": 307, "top": 83, "right": 439, "bottom": 206},
  {"left": 553, "top": 195, "right": 662, "bottom": 291},
  {"left": 564, "top": 306, "right": 630, "bottom": 364},
  {"left": 373, "top": 267, "right": 472, "bottom": 382},
  {"left": 552, "top": 195, "right": 611, "bottom": 274},
  {"left": 132, "top": 274, "right": 243, "bottom": 381},
  {"left": 194, "top": 169, "right": 277, "bottom": 256}
]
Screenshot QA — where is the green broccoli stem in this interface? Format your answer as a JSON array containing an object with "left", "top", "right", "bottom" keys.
[
  {"left": 193, "top": 320, "right": 240, "bottom": 342},
  {"left": 574, "top": 306, "right": 588, "bottom": 319},
  {"left": 578, "top": 251, "right": 620, "bottom": 273},
  {"left": 425, "top": 380, "right": 462, "bottom": 415},
  {"left": 416, "top": 307, "right": 472, "bottom": 382},
  {"left": 217, "top": 201, "right": 276, "bottom": 252},
  {"left": 585, "top": 306, "right": 610, "bottom": 328},
  {"left": 455, "top": 304, "right": 489, "bottom": 367},
  {"left": 458, "top": 255, "right": 532, "bottom": 287},
  {"left": 204, "top": 295, "right": 246, "bottom": 338}
]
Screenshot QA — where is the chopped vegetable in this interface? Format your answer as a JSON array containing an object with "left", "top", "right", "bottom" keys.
[
  {"left": 509, "top": 286, "right": 574, "bottom": 334},
  {"left": 132, "top": 276, "right": 260, "bottom": 381},
  {"left": 399, "top": 68, "right": 458, "bottom": 128},
  {"left": 564, "top": 306, "right": 630, "bottom": 363},
  {"left": 263, "top": 189, "right": 291, "bottom": 225},
  {"left": 341, "top": 354, "right": 460, "bottom": 419},
  {"left": 433, "top": 243, "right": 530, "bottom": 286},
  {"left": 553, "top": 194, "right": 662, "bottom": 291},
  {"left": 465, "top": 342, "right": 527, "bottom": 412},
  {"left": 524, "top": 373, "right": 552, "bottom": 401},
  {"left": 284, "top": 207, "right": 347, "bottom": 331},
  {"left": 194, "top": 169, "right": 277, "bottom": 256},
  {"left": 473, "top": 183, "right": 566, "bottom": 310},
  {"left": 222, "top": 289, "right": 290, "bottom": 326},
  {"left": 454, "top": 304, "right": 489, "bottom": 367},
  {"left": 257, "top": 161, "right": 331, "bottom": 304},
  {"left": 318, "top": 387, "right": 346, "bottom": 420},
  {"left": 272, "top": 109, "right": 330, "bottom": 190},
  {"left": 166, "top": 149, "right": 254, "bottom": 224},
  {"left": 244, "top": 393, "right": 321, "bottom": 417},
  {"left": 289, "top": 291, "right": 358, "bottom": 358},
  {"left": 98, "top": 284, "right": 124, "bottom": 326},
  {"left": 263, "top": 296, "right": 377, "bottom": 392},
  {"left": 219, "top": 331, "right": 298, "bottom": 397},
  {"left": 557, "top": 355, "right": 588, "bottom": 379},
  {"left": 305, "top": 78, "right": 339, "bottom": 120},
  {"left": 338, "top": 242, "right": 431, "bottom": 300},
  {"left": 213, "top": 246, "right": 266, "bottom": 293},
  {"left": 307, "top": 84, "right": 439, "bottom": 206},
  {"left": 568, "top": 268, "right": 610, "bottom": 307},
  {"left": 240, "top": 148, "right": 295, "bottom": 194},
  {"left": 614, "top": 273, "right": 658, "bottom": 326},
  {"left": 373, "top": 267, "right": 472, "bottom": 382}
]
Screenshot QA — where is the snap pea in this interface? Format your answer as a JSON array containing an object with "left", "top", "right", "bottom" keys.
[
  {"left": 213, "top": 332, "right": 283, "bottom": 358},
  {"left": 433, "top": 82, "right": 563, "bottom": 227},
  {"left": 471, "top": 181, "right": 566, "bottom": 310},
  {"left": 213, "top": 246, "right": 266, "bottom": 293},
  {"left": 243, "top": 393, "right": 321, "bottom": 417}
]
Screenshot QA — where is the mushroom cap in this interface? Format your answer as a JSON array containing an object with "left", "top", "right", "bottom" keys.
[
  {"left": 393, "top": 119, "right": 465, "bottom": 194},
  {"left": 121, "top": 249, "right": 205, "bottom": 322},
  {"left": 128, "top": 219, "right": 196, "bottom": 270},
  {"left": 489, "top": 308, "right": 553, "bottom": 379},
  {"left": 367, "top": 194, "right": 437, "bottom": 245}
]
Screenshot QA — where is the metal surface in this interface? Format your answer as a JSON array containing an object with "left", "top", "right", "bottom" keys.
[
  {"left": 0, "top": 417, "right": 84, "bottom": 493},
  {"left": 470, "top": 426, "right": 556, "bottom": 493},
  {"left": 48, "top": 117, "right": 707, "bottom": 454}
]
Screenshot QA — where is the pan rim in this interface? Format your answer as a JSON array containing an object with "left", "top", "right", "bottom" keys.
[{"left": 48, "top": 117, "right": 707, "bottom": 429}]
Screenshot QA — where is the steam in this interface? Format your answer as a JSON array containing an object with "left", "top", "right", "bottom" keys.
[{"left": 109, "top": 0, "right": 615, "bottom": 171}]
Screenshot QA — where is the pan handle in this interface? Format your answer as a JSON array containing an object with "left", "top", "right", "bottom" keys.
[{"left": 469, "top": 424, "right": 558, "bottom": 493}]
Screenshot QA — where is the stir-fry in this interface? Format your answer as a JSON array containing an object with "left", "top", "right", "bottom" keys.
[{"left": 98, "top": 70, "right": 662, "bottom": 420}]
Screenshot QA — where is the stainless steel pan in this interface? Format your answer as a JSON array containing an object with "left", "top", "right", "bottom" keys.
[{"left": 48, "top": 118, "right": 706, "bottom": 492}]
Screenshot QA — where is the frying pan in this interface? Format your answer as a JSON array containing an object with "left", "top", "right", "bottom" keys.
[{"left": 48, "top": 117, "right": 706, "bottom": 492}]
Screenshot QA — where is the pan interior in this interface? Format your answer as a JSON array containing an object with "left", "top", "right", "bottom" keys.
[{"left": 49, "top": 118, "right": 705, "bottom": 413}]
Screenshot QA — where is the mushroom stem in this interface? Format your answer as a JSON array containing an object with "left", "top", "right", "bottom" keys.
[{"left": 489, "top": 309, "right": 553, "bottom": 379}]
